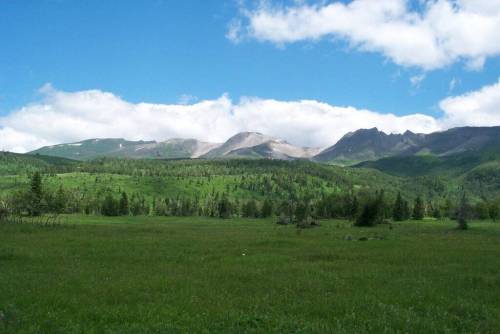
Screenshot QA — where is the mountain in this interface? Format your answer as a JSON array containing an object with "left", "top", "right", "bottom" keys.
[
  {"left": 30, "top": 138, "right": 220, "bottom": 161},
  {"left": 201, "top": 132, "right": 320, "bottom": 160},
  {"left": 27, "top": 126, "right": 500, "bottom": 163},
  {"left": 315, "top": 126, "right": 500, "bottom": 165},
  {"left": 353, "top": 127, "right": 500, "bottom": 178},
  {"left": 403, "top": 126, "right": 500, "bottom": 156},
  {"left": 314, "top": 128, "right": 424, "bottom": 164},
  {"left": 29, "top": 132, "right": 316, "bottom": 161}
]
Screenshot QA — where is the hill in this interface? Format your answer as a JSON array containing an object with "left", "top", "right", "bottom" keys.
[
  {"left": 30, "top": 138, "right": 220, "bottom": 161},
  {"left": 0, "top": 151, "right": 76, "bottom": 176}
]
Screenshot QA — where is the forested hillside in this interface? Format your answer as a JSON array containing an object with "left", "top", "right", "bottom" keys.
[{"left": 1, "top": 154, "right": 498, "bottom": 222}]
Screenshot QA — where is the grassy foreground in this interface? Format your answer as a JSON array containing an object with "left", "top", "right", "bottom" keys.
[{"left": 1, "top": 217, "right": 499, "bottom": 333}]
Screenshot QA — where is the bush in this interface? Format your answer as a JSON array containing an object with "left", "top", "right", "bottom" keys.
[
  {"left": 276, "top": 214, "right": 291, "bottom": 225},
  {"left": 297, "top": 216, "right": 320, "bottom": 229}
]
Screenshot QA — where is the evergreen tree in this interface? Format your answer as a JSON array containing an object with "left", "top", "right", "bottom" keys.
[
  {"left": 347, "top": 195, "right": 359, "bottom": 221},
  {"left": 28, "top": 171, "right": 43, "bottom": 216},
  {"left": 119, "top": 192, "right": 129, "bottom": 216},
  {"left": 294, "top": 201, "right": 309, "bottom": 223},
  {"left": 355, "top": 199, "right": 381, "bottom": 227},
  {"left": 392, "top": 192, "right": 406, "bottom": 221},
  {"left": 432, "top": 205, "right": 441, "bottom": 219},
  {"left": 218, "top": 194, "right": 231, "bottom": 219},
  {"left": 489, "top": 203, "right": 499, "bottom": 221},
  {"left": 53, "top": 185, "right": 66, "bottom": 213},
  {"left": 102, "top": 194, "right": 119, "bottom": 216},
  {"left": 457, "top": 192, "right": 469, "bottom": 230},
  {"left": 412, "top": 196, "right": 425, "bottom": 220},
  {"left": 402, "top": 199, "right": 411, "bottom": 220},
  {"left": 30, "top": 171, "right": 42, "bottom": 199},
  {"left": 261, "top": 198, "right": 273, "bottom": 218},
  {"left": 242, "top": 200, "right": 258, "bottom": 218}
]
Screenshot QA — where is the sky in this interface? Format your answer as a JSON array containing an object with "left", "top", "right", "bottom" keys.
[{"left": 1, "top": 0, "right": 500, "bottom": 152}]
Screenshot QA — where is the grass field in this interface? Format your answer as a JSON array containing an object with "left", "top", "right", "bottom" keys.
[{"left": 1, "top": 216, "right": 499, "bottom": 333}]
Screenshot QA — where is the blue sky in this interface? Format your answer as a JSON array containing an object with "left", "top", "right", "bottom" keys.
[{"left": 1, "top": 0, "right": 500, "bottom": 152}]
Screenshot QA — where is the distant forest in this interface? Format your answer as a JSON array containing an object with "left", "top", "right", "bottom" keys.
[{"left": 1, "top": 156, "right": 498, "bottom": 227}]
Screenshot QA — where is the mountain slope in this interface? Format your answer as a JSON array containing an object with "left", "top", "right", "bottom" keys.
[
  {"left": 355, "top": 146, "right": 500, "bottom": 177},
  {"left": 30, "top": 138, "right": 220, "bottom": 160},
  {"left": 202, "top": 132, "right": 318, "bottom": 159},
  {"left": 403, "top": 126, "right": 500, "bottom": 156},
  {"left": 314, "top": 126, "right": 500, "bottom": 165},
  {"left": 0, "top": 151, "right": 76, "bottom": 175},
  {"left": 314, "top": 128, "right": 424, "bottom": 164}
]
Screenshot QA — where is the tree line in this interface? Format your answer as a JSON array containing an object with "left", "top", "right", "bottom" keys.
[{"left": 0, "top": 172, "right": 495, "bottom": 230}]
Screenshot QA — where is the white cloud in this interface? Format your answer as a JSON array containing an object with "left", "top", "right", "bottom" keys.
[
  {"left": 2, "top": 80, "right": 500, "bottom": 153},
  {"left": 440, "top": 78, "right": 500, "bottom": 127},
  {"left": 230, "top": 0, "right": 500, "bottom": 70},
  {"left": 0, "top": 84, "right": 440, "bottom": 153}
]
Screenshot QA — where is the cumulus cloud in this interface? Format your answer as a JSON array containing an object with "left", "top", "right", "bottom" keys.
[
  {"left": 2, "top": 79, "right": 500, "bottom": 153},
  {"left": 440, "top": 78, "right": 500, "bottom": 127},
  {"left": 0, "top": 84, "right": 441, "bottom": 153},
  {"left": 230, "top": 0, "right": 500, "bottom": 70}
]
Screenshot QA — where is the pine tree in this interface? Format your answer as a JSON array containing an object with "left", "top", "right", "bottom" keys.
[
  {"left": 218, "top": 194, "right": 231, "bottom": 219},
  {"left": 102, "top": 194, "right": 119, "bottom": 216},
  {"left": 242, "top": 200, "right": 258, "bottom": 218},
  {"left": 376, "top": 190, "right": 387, "bottom": 219},
  {"left": 347, "top": 195, "right": 359, "bottom": 221},
  {"left": 261, "top": 198, "right": 273, "bottom": 218},
  {"left": 294, "top": 201, "right": 309, "bottom": 223},
  {"left": 355, "top": 199, "right": 380, "bottom": 227},
  {"left": 392, "top": 192, "right": 406, "bottom": 221},
  {"left": 489, "top": 202, "right": 499, "bottom": 221},
  {"left": 457, "top": 192, "right": 468, "bottom": 230},
  {"left": 119, "top": 192, "right": 129, "bottom": 216},
  {"left": 54, "top": 185, "right": 66, "bottom": 213},
  {"left": 28, "top": 171, "right": 43, "bottom": 216},
  {"left": 30, "top": 171, "right": 42, "bottom": 199},
  {"left": 412, "top": 196, "right": 425, "bottom": 220}
]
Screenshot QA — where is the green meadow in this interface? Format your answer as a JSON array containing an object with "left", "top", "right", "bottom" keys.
[{"left": 1, "top": 217, "right": 499, "bottom": 333}]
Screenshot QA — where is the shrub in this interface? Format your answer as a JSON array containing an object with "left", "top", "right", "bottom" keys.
[
  {"left": 297, "top": 216, "right": 320, "bottom": 229},
  {"left": 276, "top": 214, "right": 291, "bottom": 225}
]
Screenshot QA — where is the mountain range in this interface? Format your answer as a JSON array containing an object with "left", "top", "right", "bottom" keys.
[{"left": 29, "top": 126, "right": 500, "bottom": 165}]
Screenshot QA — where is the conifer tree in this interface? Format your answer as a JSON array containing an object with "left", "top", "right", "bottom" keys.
[
  {"left": 489, "top": 202, "right": 499, "bottom": 221},
  {"left": 392, "top": 192, "right": 406, "bottom": 221},
  {"left": 218, "top": 194, "right": 231, "bottom": 219},
  {"left": 119, "top": 192, "right": 129, "bottom": 216},
  {"left": 261, "top": 198, "right": 273, "bottom": 218},
  {"left": 28, "top": 171, "right": 43, "bottom": 216},
  {"left": 457, "top": 192, "right": 469, "bottom": 230},
  {"left": 347, "top": 194, "right": 359, "bottom": 221},
  {"left": 412, "top": 196, "right": 425, "bottom": 220}
]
